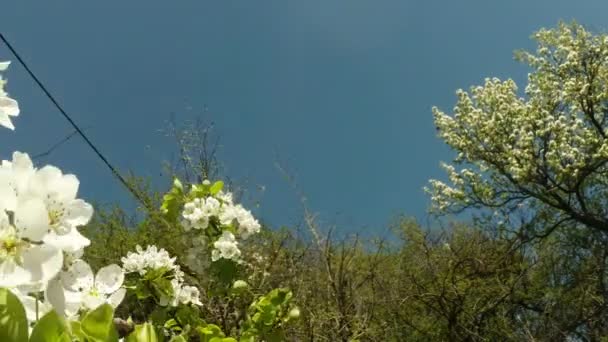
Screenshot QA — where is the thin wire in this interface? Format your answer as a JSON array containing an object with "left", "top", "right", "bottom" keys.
[
  {"left": 32, "top": 127, "right": 88, "bottom": 160},
  {"left": 0, "top": 33, "right": 151, "bottom": 209}
]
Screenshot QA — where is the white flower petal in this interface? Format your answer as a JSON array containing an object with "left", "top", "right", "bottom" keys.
[
  {"left": 44, "top": 277, "right": 65, "bottom": 313},
  {"left": 29, "top": 166, "right": 63, "bottom": 197},
  {"left": 65, "top": 199, "right": 93, "bottom": 227},
  {"left": 45, "top": 277, "right": 82, "bottom": 317},
  {"left": 15, "top": 198, "right": 50, "bottom": 242},
  {"left": 95, "top": 264, "right": 124, "bottom": 294},
  {"left": 53, "top": 174, "right": 79, "bottom": 202},
  {"left": 107, "top": 288, "right": 126, "bottom": 308},
  {"left": 43, "top": 228, "right": 90, "bottom": 253},
  {"left": 0, "top": 112, "right": 15, "bottom": 130},
  {"left": 61, "top": 259, "right": 94, "bottom": 292},
  {"left": 0, "top": 97, "right": 19, "bottom": 116},
  {"left": 0, "top": 193, "right": 15, "bottom": 218},
  {"left": 21, "top": 244, "right": 63, "bottom": 284},
  {"left": 82, "top": 292, "right": 105, "bottom": 310},
  {"left": 0, "top": 259, "right": 30, "bottom": 287},
  {"left": 9, "top": 152, "right": 34, "bottom": 194}
]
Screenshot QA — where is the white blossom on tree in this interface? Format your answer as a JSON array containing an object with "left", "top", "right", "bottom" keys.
[{"left": 428, "top": 22, "right": 608, "bottom": 235}]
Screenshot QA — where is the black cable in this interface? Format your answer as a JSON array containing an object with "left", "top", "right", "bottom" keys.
[
  {"left": 32, "top": 126, "right": 91, "bottom": 160},
  {"left": 0, "top": 33, "right": 151, "bottom": 209}
]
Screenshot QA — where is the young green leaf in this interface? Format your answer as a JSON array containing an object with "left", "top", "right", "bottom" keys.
[
  {"left": 209, "top": 181, "right": 224, "bottom": 195},
  {"left": 125, "top": 322, "right": 158, "bottom": 342},
  {"left": 0, "top": 288, "right": 29, "bottom": 342},
  {"left": 81, "top": 304, "right": 118, "bottom": 342},
  {"left": 29, "top": 310, "right": 71, "bottom": 342}
]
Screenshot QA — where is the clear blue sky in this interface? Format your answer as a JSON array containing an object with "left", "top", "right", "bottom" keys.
[{"left": 1, "top": 1, "right": 607, "bottom": 234}]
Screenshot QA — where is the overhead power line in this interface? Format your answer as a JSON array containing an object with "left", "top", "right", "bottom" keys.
[{"left": 0, "top": 33, "right": 151, "bottom": 209}]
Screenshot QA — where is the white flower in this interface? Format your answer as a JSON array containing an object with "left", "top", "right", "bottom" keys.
[
  {"left": 216, "top": 190, "right": 233, "bottom": 205},
  {"left": 122, "top": 245, "right": 201, "bottom": 307},
  {"left": 121, "top": 245, "right": 178, "bottom": 275},
  {"left": 202, "top": 197, "right": 220, "bottom": 217},
  {"left": 0, "top": 210, "right": 63, "bottom": 288},
  {"left": 181, "top": 198, "right": 209, "bottom": 230},
  {"left": 211, "top": 231, "right": 241, "bottom": 262},
  {"left": 176, "top": 285, "right": 202, "bottom": 306},
  {"left": 219, "top": 204, "right": 260, "bottom": 239},
  {"left": 47, "top": 259, "right": 125, "bottom": 313},
  {"left": 235, "top": 208, "right": 261, "bottom": 239},
  {"left": 0, "top": 153, "right": 92, "bottom": 255},
  {"left": 24, "top": 166, "right": 93, "bottom": 252},
  {"left": 0, "top": 152, "right": 35, "bottom": 212},
  {"left": 219, "top": 204, "right": 239, "bottom": 226},
  {"left": 29, "top": 166, "right": 94, "bottom": 232},
  {"left": 0, "top": 61, "right": 19, "bottom": 130},
  {"left": 160, "top": 280, "right": 202, "bottom": 307}
]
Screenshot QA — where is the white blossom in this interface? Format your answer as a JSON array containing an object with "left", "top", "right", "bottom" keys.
[
  {"left": 122, "top": 245, "right": 202, "bottom": 307},
  {"left": 428, "top": 22, "right": 608, "bottom": 223},
  {"left": 211, "top": 231, "right": 241, "bottom": 262},
  {"left": 0, "top": 61, "right": 19, "bottom": 130},
  {"left": 47, "top": 259, "right": 125, "bottom": 314},
  {"left": 219, "top": 203, "right": 261, "bottom": 239},
  {"left": 121, "top": 245, "right": 178, "bottom": 276}
]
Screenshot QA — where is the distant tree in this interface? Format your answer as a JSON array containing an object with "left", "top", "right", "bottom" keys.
[
  {"left": 428, "top": 22, "right": 608, "bottom": 238},
  {"left": 428, "top": 21, "right": 608, "bottom": 339}
]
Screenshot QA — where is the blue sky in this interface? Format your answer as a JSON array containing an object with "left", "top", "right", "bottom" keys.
[{"left": 1, "top": 1, "right": 607, "bottom": 235}]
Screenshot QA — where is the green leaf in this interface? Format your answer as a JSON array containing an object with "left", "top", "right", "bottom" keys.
[
  {"left": 161, "top": 177, "right": 185, "bottom": 221},
  {"left": 197, "top": 324, "right": 225, "bottom": 342},
  {"left": 151, "top": 277, "right": 175, "bottom": 299},
  {"left": 168, "top": 335, "right": 187, "bottom": 342},
  {"left": 81, "top": 304, "right": 118, "bottom": 342},
  {"left": 70, "top": 321, "right": 87, "bottom": 341},
  {"left": 0, "top": 288, "right": 29, "bottom": 342},
  {"left": 144, "top": 267, "right": 170, "bottom": 281},
  {"left": 173, "top": 178, "right": 184, "bottom": 191},
  {"left": 148, "top": 307, "right": 168, "bottom": 327},
  {"left": 163, "top": 318, "right": 179, "bottom": 330},
  {"left": 211, "top": 258, "right": 238, "bottom": 284},
  {"left": 125, "top": 322, "right": 158, "bottom": 342},
  {"left": 29, "top": 310, "right": 71, "bottom": 342},
  {"left": 189, "top": 184, "right": 206, "bottom": 198},
  {"left": 210, "top": 181, "right": 224, "bottom": 195},
  {"left": 175, "top": 305, "right": 203, "bottom": 328}
]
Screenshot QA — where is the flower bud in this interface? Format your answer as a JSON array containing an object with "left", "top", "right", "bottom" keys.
[
  {"left": 288, "top": 307, "right": 300, "bottom": 319},
  {"left": 233, "top": 280, "right": 248, "bottom": 290}
]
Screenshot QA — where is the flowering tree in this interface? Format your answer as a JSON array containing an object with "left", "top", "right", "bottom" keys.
[
  {"left": 0, "top": 61, "right": 298, "bottom": 341},
  {"left": 428, "top": 22, "right": 608, "bottom": 238}
]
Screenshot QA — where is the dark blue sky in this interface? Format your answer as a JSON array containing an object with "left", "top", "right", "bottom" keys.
[{"left": 1, "top": 1, "right": 606, "bottom": 234}]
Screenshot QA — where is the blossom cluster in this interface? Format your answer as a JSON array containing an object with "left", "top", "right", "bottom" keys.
[
  {"left": 122, "top": 244, "right": 178, "bottom": 275},
  {"left": 121, "top": 244, "right": 202, "bottom": 306},
  {"left": 428, "top": 22, "right": 608, "bottom": 218},
  {"left": 0, "top": 60, "right": 129, "bottom": 327},
  {"left": 181, "top": 186, "right": 261, "bottom": 264},
  {"left": 0, "top": 150, "right": 126, "bottom": 321}
]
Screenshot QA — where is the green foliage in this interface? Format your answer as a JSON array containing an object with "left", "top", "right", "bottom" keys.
[
  {"left": 197, "top": 324, "right": 225, "bottom": 341},
  {"left": 125, "top": 323, "right": 159, "bottom": 342},
  {"left": 80, "top": 304, "right": 119, "bottom": 342},
  {"left": 0, "top": 288, "right": 29, "bottom": 342},
  {"left": 161, "top": 178, "right": 184, "bottom": 223},
  {"left": 29, "top": 311, "right": 71, "bottom": 342},
  {"left": 241, "top": 288, "right": 295, "bottom": 341}
]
